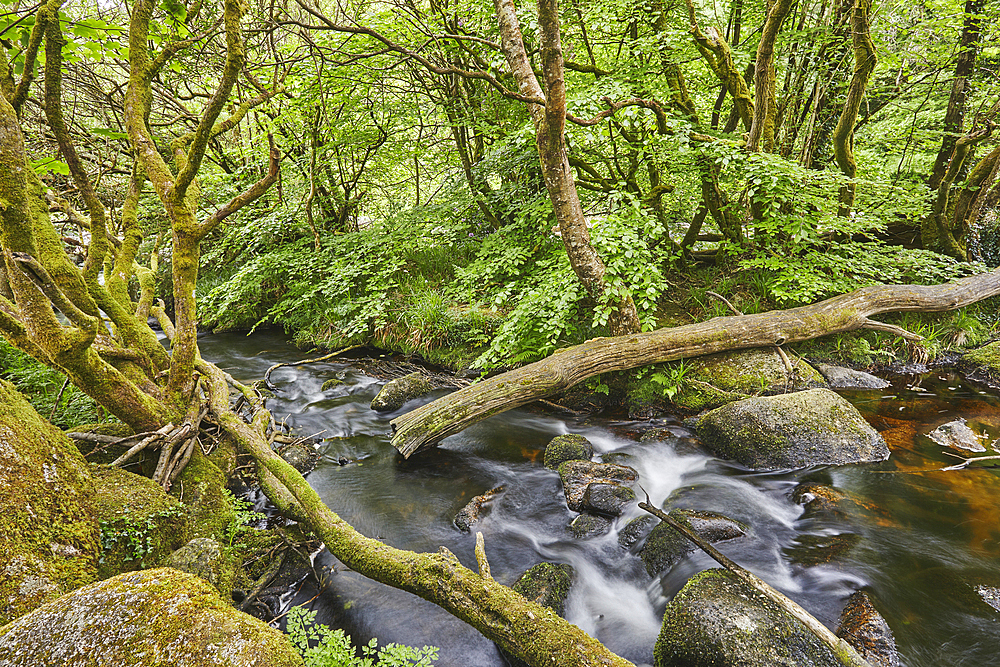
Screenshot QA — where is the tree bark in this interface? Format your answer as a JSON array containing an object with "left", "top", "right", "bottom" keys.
[
  {"left": 927, "top": 0, "right": 984, "bottom": 191},
  {"left": 391, "top": 267, "right": 1000, "bottom": 456},
  {"left": 747, "top": 0, "right": 796, "bottom": 152},
  {"left": 832, "top": 0, "right": 876, "bottom": 216}
]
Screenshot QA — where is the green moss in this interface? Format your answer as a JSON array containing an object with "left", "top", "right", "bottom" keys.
[
  {"left": 543, "top": 434, "right": 593, "bottom": 470},
  {"left": 90, "top": 465, "right": 191, "bottom": 579},
  {"left": 0, "top": 380, "right": 100, "bottom": 625},
  {"left": 173, "top": 449, "right": 237, "bottom": 541},
  {"left": 965, "top": 341, "right": 1000, "bottom": 380},
  {"left": 512, "top": 562, "right": 574, "bottom": 616},
  {"left": 0, "top": 568, "right": 305, "bottom": 666}
]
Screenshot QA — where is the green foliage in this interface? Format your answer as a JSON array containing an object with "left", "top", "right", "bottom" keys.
[
  {"left": 0, "top": 338, "right": 109, "bottom": 429},
  {"left": 99, "top": 505, "right": 185, "bottom": 564},
  {"left": 651, "top": 359, "right": 690, "bottom": 400},
  {"left": 285, "top": 606, "right": 438, "bottom": 667},
  {"left": 221, "top": 489, "right": 265, "bottom": 548}
]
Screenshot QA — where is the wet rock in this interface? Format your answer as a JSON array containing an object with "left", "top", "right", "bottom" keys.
[
  {"left": 454, "top": 485, "right": 505, "bottom": 532},
  {"left": 164, "top": 537, "right": 234, "bottom": 596},
  {"left": 0, "top": 568, "right": 303, "bottom": 667},
  {"left": 784, "top": 533, "right": 861, "bottom": 566},
  {"left": 543, "top": 434, "right": 593, "bottom": 470},
  {"left": 654, "top": 568, "right": 847, "bottom": 667},
  {"left": 618, "top": 516, "right": 657, "bottom": 550},
  {"left": 976, "top": 585, "right": 1000, "bottom": 612},
  {"left": 321, "top": 378, "right": 344, "bottom": 391},
  {"left": 557, "top": 460, "right": 638, "bottom": 512},
  {"left": 600, "top": 451, "right": 634, "bottom": 465},
  {"left": 927, "top": 418, "right": 987, "bottom": 453},
  {"left": 640, "top": 510, "right": 747, "bottom": 576},
  {"left": 569, "top": 513, "right": 613, "bottom": 538},
  {"left": 90, "top": 465, "right": 190, "bottom": 580},
  {"left": 640, "top": 429, "right": 704, "bottom": 455},
  {"left": 791, "top": 483, "right": 851, "bottom": 522},
  {"left": 370, "top": 372, "right": 434, "bottom": 412},
  {"left": 581, "top": 483, "right": 635, "bottom": 517},
  {"left": 512, "top": 562, "right": 575, "bottom": 615},
  {"left": 672, "top": 348, "right": 828, "bottom": 412},
  {"left": 278, "top": 441, "right": 321, "bottom": 473},
  {"left": 814, "top": 364, "right": 890, "bottom": 390},
  {"left": 696, "top": 388, "right": 889, "bottom": 470},
  {"left": 0, "top": 381, "right": 100, "bottom": 625},
  {"left": 836, "top": 591, "right": 899, "bottom": 667}
]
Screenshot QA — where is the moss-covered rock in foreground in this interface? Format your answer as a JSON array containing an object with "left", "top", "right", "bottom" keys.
[
  {"left": 671, "top": 348, "right": 828, "bottom": 412},
  {"left": 654, "top": 568, "right": 848, "bottom": 667},
  {"left": 90, "top": 464, "right": 191, "bottom": 580},
  {"left": 696, "top": 388, "right": 889, "bottom": 470},
  {"left": 0, "top": 380, "right": 100, "bottom": 625},
  {"left": 0, "top": 567, "right": 304, "bottom": 666}
]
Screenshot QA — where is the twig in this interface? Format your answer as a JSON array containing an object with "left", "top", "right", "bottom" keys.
[
  {"left": 706, "top": 290, "right": 743, "bottom": 316},
  {"left": 475, "top": 532, "right": 492, "bottom": 580},
  {"left": 861, "top": 318, "right": 924, "bottom": 341},
  {"left": 638, "top": 501, "right": 874, "bottom": 667},
  {"left": 239, "top": 549, "right": 288, "bottom": 612},
  {"left": 49, "top": 377, "right": 70, "bottom": 421},
  {"left": 109, "top": 423, "right": 175, "bottom": 466},
  {"left": 941, "top": 455, "right": 1000, "bottom": 471},
  {"left": 263, "top": 345, "right": 362, "bottom": 390}
]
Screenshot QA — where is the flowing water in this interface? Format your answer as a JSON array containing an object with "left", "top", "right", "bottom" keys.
[{"left": 198, "top": 331, "right": 1000, "bottom": 667}]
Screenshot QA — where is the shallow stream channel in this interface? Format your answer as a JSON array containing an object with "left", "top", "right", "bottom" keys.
[{"left": 198, "top": 331, "right": 1000, "bottom": 667}]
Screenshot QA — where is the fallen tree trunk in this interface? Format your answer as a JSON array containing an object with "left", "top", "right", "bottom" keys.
[{"left": 391, "top": 268, "right": 1000, "bottom": 457}]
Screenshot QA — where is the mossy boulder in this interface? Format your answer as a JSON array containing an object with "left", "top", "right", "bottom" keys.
[
  {"left": 91, "top": 465, "right": 191, "bottom": 579},
  {"left": 557, "top": 460, "right": 638, "bottom": 512},
  {"left": 654, "top": 568, "right": 848, "bottom": 667},
  {"left": 370, "top": 372, "right": 434, "bottom": 412},
  {"left": 696, "top": 388, "right": 889, "bottom": 470},
  {"left": 569, "top": 513, "right": 613, "bottom": 538},
  {"left": 0, "top": 568, "right": 304, "bottom": 666},
  {"left": 581, "top": 482, "right": 635, "bottom": 517},
  {"left": 0, "top": 380, "right": 100, "bottom": 625},
  {"left": 963, "top": 341, "right": 1000, "bottom": 386},
  {"left": 836, "top": 591, "right": 899, "bottom": 667},
  {"left": 164, "top": 537, "right": 237, "bottom": 599},
  {"left": 172, "top": 449, "right": 236, "bottom": 541},
  {"left": 672, "top": 348, "right": 828, "bottom": 412},
  {"left": 543, "top": 433, "right": 593, "bottom": 470},
  {"left": 619, "top": 516, "right": 657, "bottom": 550},
  {"left": 511, "top": 562, "right": 575, "bottom": 616},
  {"left": 639, "top": 510, "right": 747, "bottom": 577}
]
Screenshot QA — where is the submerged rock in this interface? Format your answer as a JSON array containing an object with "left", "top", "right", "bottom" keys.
[
  {"left": 557, "top": 460, "right": 638, "bottom": 512},
  {"left": 569, "top": 513, "right": 613, "bottom": 538},
  {"left": 454, "top": 485, "right": 505, "bottom": 532},
  {"left": 278, "top": 441, "right": 321, "bottom": 473},
  {"left": 0, "top": 568, "right": 303, "bottom": 666},
  {"left": 0, "top": 380, "right": 100, "bottom": 625},
  {"left": 814, "top": 364, "right": 891, "bottom": 390},
  {"left": 784, "top": 533, "right": 861, "bottom": 566},
  {"left": 370, "top": 372, "right": 434, "bottom": 412},
  {"left": 654, "top": 568, "right": 847, "bottom": 667},
  {"left": 696, "top": 388, "right": 889, "bottom": 470},
  {"left": 672, "top": 348, "right": 828, "bottom": 412},
  {"left": 543, "top": 433, "right": 593, "bottom": 470},
  {"left": 836, "top": 591, "right": 899, "bottom": 667},
  {"left": 639, "top": 510, "right": 747, "bottom": 576},
  {"left": 927, "top": 418, "right": 987, "bottom": 453}
]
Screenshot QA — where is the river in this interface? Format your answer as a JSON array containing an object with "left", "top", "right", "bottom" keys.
[{"left": 198, "top": 331, "right": 1000, "bottom": 667}]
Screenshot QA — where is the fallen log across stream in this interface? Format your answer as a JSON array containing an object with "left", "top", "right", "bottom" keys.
[{"left": 391, "top": 268, "right": 1000, "bottom": 457}]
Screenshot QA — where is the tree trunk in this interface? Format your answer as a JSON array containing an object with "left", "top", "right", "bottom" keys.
[
  {"left": 747, "top": 0, "right": 796, "bottom": 152},
  {"left": 927, "top": 0, "right": 984, "bottom": 191},
  {"left": 391, "top": 267, "right": 1000, "bottom": 456},
  {"left": 832, "top": 0, "right": 876, "bottom": 216},
  {"left": 495, "top": 0, "right": 640, "bottom": 335}
]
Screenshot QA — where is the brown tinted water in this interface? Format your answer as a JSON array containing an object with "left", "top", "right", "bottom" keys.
[{"left": 199, "top": 331, "right": 1000, "bottom": 667}]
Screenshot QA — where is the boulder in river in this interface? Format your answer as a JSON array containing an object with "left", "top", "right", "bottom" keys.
[
  {"left": 569, "top": 513, "right": 613, "bottom": 538},
  {"left": 0, "top": 568, "right": 303, "bottom": 667},
  {"left": 696, "top": 388, "right": 889, "bottom": 470},
  {"left": 581, "top": 482, "right": 636, "bottom": 517},
  {"left": 654, "top": 568, "right": 849, "bottom": 667},
  {"left": 813, "top": 364, "right": 891, "bottom": 390},
  {"left": 543, "top": 433, "right": 593, "bottom": 470},
  {"left": 370, "top": 372, "right": 434, "bottom": 412},
  {"left": 672, "top": 348, "right": 828, "bottom": 412},
  {"left": 0, "top": 380, "right": 100, "bottom": 625},
  {"left": 557, "top": 460, "right": 638, "bottom": 512},
  {"left": 512, "top": 562, "right": 574, "bottom": 616},
  {"left": 926, "top": 418, "right": 987, "bottom": 453},
  {"left": 639, "top": 510, "right": 747, "bottom": 576},
  {"left": 836, "top": 591, "right": 899, "bottom": 667}
]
